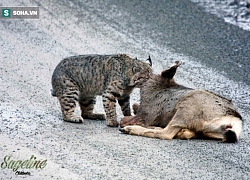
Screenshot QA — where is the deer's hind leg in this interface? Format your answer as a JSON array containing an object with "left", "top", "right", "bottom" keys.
[
  {"left": 120, "top": 105, "right": 201, "bottom": 140},
  {"left": 143, "top": 125, "right": 182, "bottom": 140},
  {"left": 120, "top": 123, "right": 181, "bottom": 140},
  {"left": 175, "top": 129, "right": 196, "bottom": 140},
  {"left": 136, "top": 109, "right": 194, "bottom": 140}
]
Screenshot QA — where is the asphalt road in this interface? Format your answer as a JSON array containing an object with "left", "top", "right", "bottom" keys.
[{"left": 0, "top": 0, "right": 250, "bottom": 179}]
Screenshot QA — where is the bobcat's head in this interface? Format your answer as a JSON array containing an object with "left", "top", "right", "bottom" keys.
[{"left": 128, "top": 56, "right": 153, "bottom": 87}]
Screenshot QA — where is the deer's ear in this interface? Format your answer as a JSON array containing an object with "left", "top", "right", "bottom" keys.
[{"left": 161, "top": 61, "right": 182, "bottom": 79}]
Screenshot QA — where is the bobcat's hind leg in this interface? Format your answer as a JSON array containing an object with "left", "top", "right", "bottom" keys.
[
  {"left": 58, "top": 89, "right": 83, "bottom": 123},
  {"left": 79, "top": 96, "right": 106, "bottom": 120}
]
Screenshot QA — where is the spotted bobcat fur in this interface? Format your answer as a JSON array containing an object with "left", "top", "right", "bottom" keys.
[{"left": 51, "top": 54, "right": 152, "bottom": 127}]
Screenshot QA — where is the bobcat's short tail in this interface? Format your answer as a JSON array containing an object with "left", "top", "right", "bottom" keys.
[{"left": 51, "top": 89, "right": 57, "bottom": 97}]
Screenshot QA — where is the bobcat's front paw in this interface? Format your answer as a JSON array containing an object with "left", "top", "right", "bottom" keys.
[
  {"left": 63, "top": 116, "right": 84, "bottom": 123},
  {"left": 132, "top": 103, "right": 140, "bottom": 115},
  {"left": 82, "top": 113, "right": 106, "bottom": 120}
]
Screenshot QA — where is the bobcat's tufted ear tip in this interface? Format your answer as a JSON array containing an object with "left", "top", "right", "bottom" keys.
[
  {"left": 174, "top": 61, "right": 182, "bottom": 67},
  {"left": 147, "top": 55, "right": 152, "bottom": 66}
]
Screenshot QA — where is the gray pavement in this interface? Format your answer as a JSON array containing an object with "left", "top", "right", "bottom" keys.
[{"left": 0, "top": 0, "right": 250, "bottom": 179}]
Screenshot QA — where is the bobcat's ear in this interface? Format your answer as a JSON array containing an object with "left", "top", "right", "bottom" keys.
[
  {"left": 147, "top": 55, "right": 152, "bottom": 66},
  {"left": 161, "top": 61, "right": 182, "bottom": 79}
]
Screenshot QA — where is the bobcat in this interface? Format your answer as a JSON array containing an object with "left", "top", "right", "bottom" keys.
[
  {"left": 51, "top": 54, "right": 152, "bottom": 127},
  {"left": 120, "top": 61, "right": 243, "bottom": 143}
]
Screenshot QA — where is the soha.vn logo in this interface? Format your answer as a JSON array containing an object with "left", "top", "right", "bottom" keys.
[
  {"left": 2, "top": 9, "right": 11, "bottom": 18},
  {"left": 1, "top": 155, "right": 47, "bottom": 175},
  {"left": 1, "top": 7, "right": 39, "bottom": 19}
]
